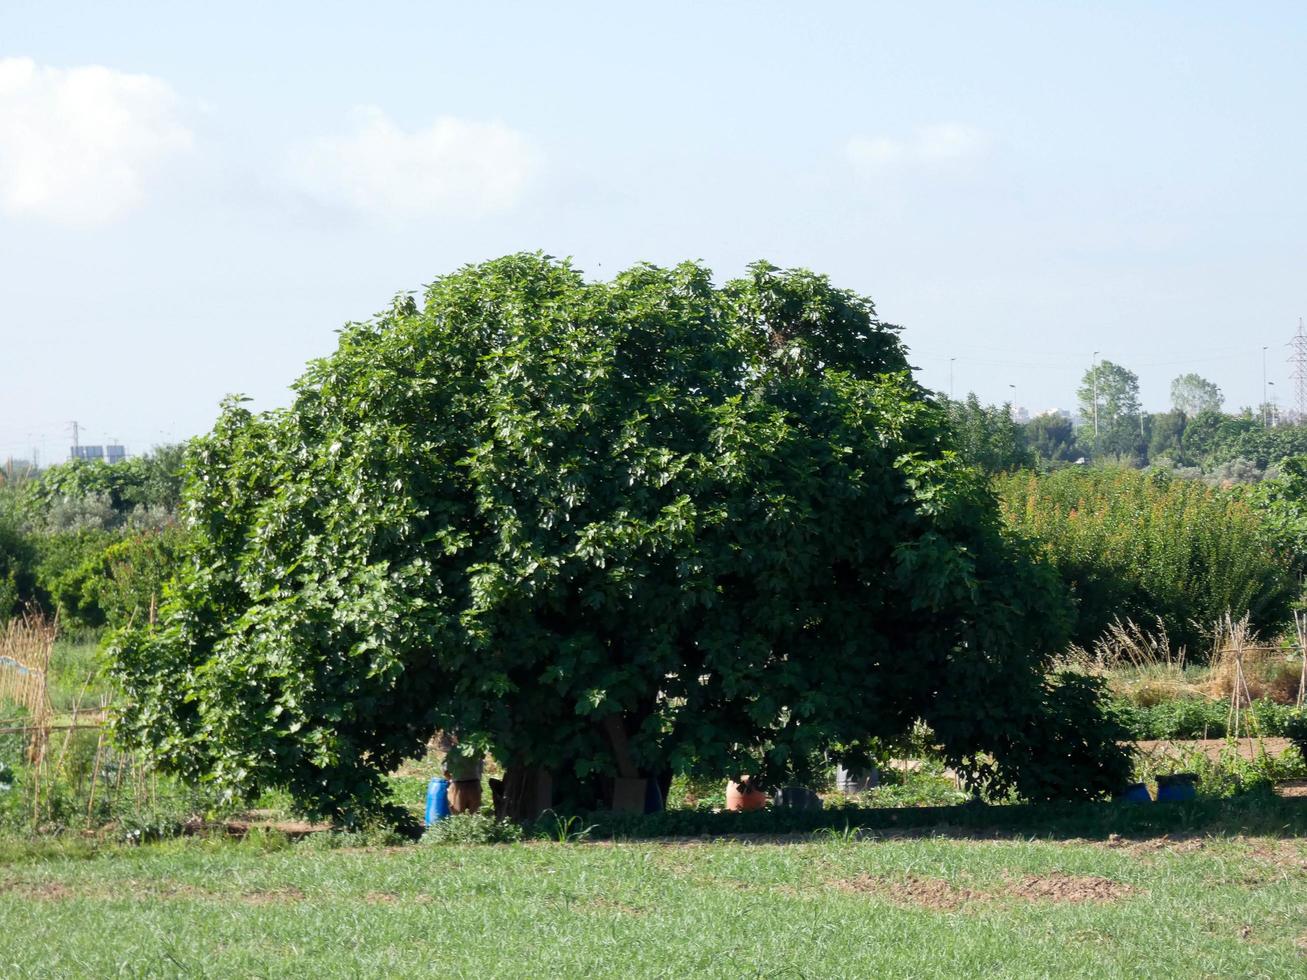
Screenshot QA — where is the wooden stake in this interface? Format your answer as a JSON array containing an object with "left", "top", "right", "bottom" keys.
[{"left": 86, "top": 728, "right": 106, "bottom": 823}]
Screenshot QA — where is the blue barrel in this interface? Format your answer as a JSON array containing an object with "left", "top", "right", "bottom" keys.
[
  {"left": 1115, "top": 782, "right": 1152, "bottom": 803},
  {"left": 425, "top": 777, "right": 451, "bottom": 825},
  {"left": 1155, "top": 774, "right": 1198, "bottom": 803}
]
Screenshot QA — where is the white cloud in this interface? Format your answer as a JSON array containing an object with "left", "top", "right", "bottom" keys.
[
  {"left": 0, "top": 57, "right": 193, "bottom": 224},
  {"left": 293, "top": 108, "right": 538, "bottom": 220},
  {"left": 847, "top": 123, "right": 990, "bottom": 176}
]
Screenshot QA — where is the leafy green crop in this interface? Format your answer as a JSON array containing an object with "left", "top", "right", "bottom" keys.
[{"left": 1111, "top": 695, "right": 1307, "bottom": 740}]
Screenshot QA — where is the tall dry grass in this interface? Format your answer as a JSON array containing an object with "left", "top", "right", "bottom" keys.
[{"left": 1065, "top": 613, "right": 1307, "bottom": 712}]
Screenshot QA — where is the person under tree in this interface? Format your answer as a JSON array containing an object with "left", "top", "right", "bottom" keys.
[{"left": 435, "top": 732, "right": 484, "bottom": 814}]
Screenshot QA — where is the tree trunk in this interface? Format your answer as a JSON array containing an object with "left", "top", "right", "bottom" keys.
[{"left": 492, "top": 766, "right": 553, "bottom": 822}]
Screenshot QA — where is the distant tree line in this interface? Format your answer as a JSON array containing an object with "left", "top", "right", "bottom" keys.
[
  {"left": 944, "top": 360, "right": 1307, "bottom": 479},
  {"left": 0, "top": 448, "right": 187, "bottom": 630}
]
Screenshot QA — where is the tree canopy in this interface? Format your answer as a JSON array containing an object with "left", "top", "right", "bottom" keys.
[
  {"left": 110, "top": 255, "right": 1126, "bottom": 821},
  {"left": 1024, "top": 413, "right": 1079, "bottom": 465},
  {"left": 1170, "top": 373, "right": 1223, "bottom": 416},
  {"left": 1077, "top": 360, "right": 1144, "bottom": 461}
]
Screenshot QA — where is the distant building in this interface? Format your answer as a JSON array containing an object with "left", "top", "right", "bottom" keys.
[{"left": 69, "top": 444, "right": 128, "bottom": 463}]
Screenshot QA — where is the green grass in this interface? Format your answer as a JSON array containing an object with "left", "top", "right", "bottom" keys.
[{"left": 0, "top": 825, "right": 1303, "bottom": 978}]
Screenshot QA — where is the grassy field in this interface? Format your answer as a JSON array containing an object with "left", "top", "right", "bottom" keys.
[
  {"left": 4, "top": 638, "right": 1306, "bottom": 976},
  {"left": 0, "top": 827, "right": 1304, "bottom": 978}
]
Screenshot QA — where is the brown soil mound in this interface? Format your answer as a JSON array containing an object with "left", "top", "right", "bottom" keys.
[{"left": 1007, "top": 873, "right": 1134, "bottom": 903}]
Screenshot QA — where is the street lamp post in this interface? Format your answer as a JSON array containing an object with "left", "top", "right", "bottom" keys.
[
  {"left": 1263, "top": 346, "right": 1269, "bottom": 428},
  {"left": 1092, "top": 351, "right": 1100, "bottom": 454}
]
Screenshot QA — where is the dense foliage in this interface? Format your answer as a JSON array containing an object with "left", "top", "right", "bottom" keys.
[
  {"left": 1242, "top": 455, "right": 1307, "bottom": 575},
  {"left": 996, "top": 467, "right": 1296, "bottom": 654},
  {"left": 0, "top": 448, "right": 186, "bottom": 628},
  {"left": 941, "top": 394, "right": 1032, "bottom": 474},
  {"left": 1023, "top": 413, "right": 1079, "bottom": 465},
  {"left": 0, "top": 511, "right": 35, "bottom": 621},
  {"left": 109, "top": 254, "right": 1126, "bottom": 821}
]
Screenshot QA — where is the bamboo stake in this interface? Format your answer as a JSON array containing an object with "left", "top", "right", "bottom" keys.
[
  {"left": 1296, "top": 611, "right": 1307, "bottom": 709},
  {"left": 85, "top": 728, "right": 106, "bottom": 823}
]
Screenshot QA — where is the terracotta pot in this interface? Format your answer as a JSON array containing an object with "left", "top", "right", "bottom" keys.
[{"left": 725, "top": 777, "right": 768, "bottom": 812}]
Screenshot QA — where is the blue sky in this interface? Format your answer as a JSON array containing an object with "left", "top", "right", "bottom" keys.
[{"left": 2, "top": 1, "right": 1305, "bottom": 460}]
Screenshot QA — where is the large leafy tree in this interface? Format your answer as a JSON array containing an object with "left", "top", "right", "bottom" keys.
[
  {"left": 1077, "top": 360, "right": 1144, "bottom": 461},
  {"left": 110, "top": 255, "right": 1125, "bottom": 821},
  {"left": 1170, "top": 373, "right": 1223, "bottom": 416}
]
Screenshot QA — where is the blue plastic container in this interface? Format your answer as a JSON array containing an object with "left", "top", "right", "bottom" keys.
[
  {"left": 1155, "top": 774, "right": 1198, "bottom": 803},
  {"left": 1115, "top": 782, "right": 1152, "bottom": 803},
  {"left": 425, "top": 777, "right": 451, "bottom": 825}
]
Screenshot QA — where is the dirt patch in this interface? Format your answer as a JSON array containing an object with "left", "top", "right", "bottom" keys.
[
  {"left": 240, "top": 886, "right": 305, "bottom": 905},
  {"left": 1098, "top": 833, "right": 1207, "bottom": 855},
  {"left": 1006, "top": 874, "right": 1135, "bottom": 903},
  {"left": 835, "top": 875, "right": 986, "bottom": 911},
  {"left": 831, "top": 872, "right": 1135, "bottom": 909},
  {"left": 2, "top": 878, "right": 310, "bottom": 904},
  {"left": 1097, "top": 835, "right": 1307, "bottom": 870},
  {"left": 3, "top": 881, "right": 74, "bottom": 901}
]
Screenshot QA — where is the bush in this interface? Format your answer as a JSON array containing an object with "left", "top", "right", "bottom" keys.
[
  {"left": 297, "top": 821, "right": 412, "bottom": 850},
  {"left": 951, "top": 670, "right": 1134, "bottom": 803},
  {"left": 422, "top": 813, "right": 523, "bottom": 845},
  {"left": 25, "top": 526, "right": 185, "bottom": 632},
  {"left": 1284, "top": 715, "right": 1307, "bottom": 764},
  {"left": 996, "top": 468, "right": 1296, "bottom": 655}
]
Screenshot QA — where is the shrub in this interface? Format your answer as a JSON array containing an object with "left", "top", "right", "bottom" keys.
[
  {"left": 297, "top": 821, "right": 411, "bottom": 850},
  {"left": 952, "top": 670, "right": 1134, "bottom": 803},
  {"left": 422, "top": 813, "right": 523, "bottom": 845},
  {"left": 996, "top": 468, "right": 1296, "bottom": 655},
  {"left": 25, "top": 526, "right": 185, "bottom": 632},
  {"left": 1283, "top": 714, "right": 1307, "bottom": 764}
]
